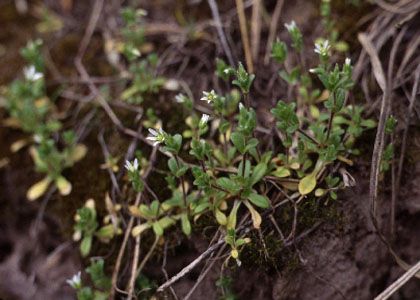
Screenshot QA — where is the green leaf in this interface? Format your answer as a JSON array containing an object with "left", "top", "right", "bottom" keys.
[
  {"left": 152, "top": 221, "right": 164, "bottom": 236},
  {"left": 232, "top": 62, "right": 255, "bottom": 93},
  {"left": 181, "top": 214, "right": 191, "bottom": 235},
  {"left": 86, "top": 259, "right": 111, "bottom": 290},
  {"left": 132, "top": 223, "right": 151, "bottom": 237},
  {"left": 238, "top": 159, "right": 251, "bottom": 178},
  {"left": 247, "top": 193, "right": 270, "bottom": 208},
  {"left": 298, "top": 172, "right": 317, "bottom": 195},
  {"left": 227, "top": 201, "right": 241, "bottom": 230},
  {"left": 272, "top": 166, "right": 290, "bottom": 178},
  {"left": 244, "top": 200, "right": 262, "bottom": 228},
  {"left": 231, "top": 132, "right": 246, "bottom": 154},
  {"left": 27, "top": 176, "right": 51, "bottom": 201},
  {"left": 158, "top": 216, "right": 176, "bottom": 229},
  {"left": 56, "top": 176, "right": 72, "bottom": 196},
  {"left": 216, "top": 177, "right": 241, "bottom": 195},
  {"left": 80, "top": 235, "right": 92, "bottom": 257},
  {"left": 168, "top": 157, "right": 188, "bottom": 177},
  {"left": 215, "top": 208, "right": 227, "bottom": 225},
  {"left": 96, "top": 224, "right": 116, "bottom": 241},
  {"left": 168, "top": 157, "right": 178, "bottom": 175},
  {"left": 361, "top": 119, "right": 376, "bottom": 128},
  {"left": 271, "top": 100, "right": 299, "bottom": 133},
  {"left": 245, "top": 138, "right": 259, "bottom": 152},
  {"left": 271, "top": 40, "right": 288, "bottom": 64},
  {"left": 250, "top": 163, "right": 267, "bottom": 185},
  {"left": 315, "top": 188, "right": 326, "bottom": 197},
  {"left": 173, "top": 134, "right": 183, "bottom": 152},
  {"left": 334, "top": 88, "right": 346, "bottom": 112}
]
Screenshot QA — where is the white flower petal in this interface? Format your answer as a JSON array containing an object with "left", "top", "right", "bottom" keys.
[{"left": 148, "top": 128, "right": 158, "bottom": 136}]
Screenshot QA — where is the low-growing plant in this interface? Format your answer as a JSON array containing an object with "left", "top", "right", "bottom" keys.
[
  {"left": 118, "top": 20, "right": 376, "bottom": 264},
  {"left": 73, "top": 198, "right": 122, "bottom": 257},
  {"left": 119, "top": 8, "right": 166, "bottom": 104},
  {"left": 4, "top": 5, "right": 379, "bottom": 297},
  {"left": 1, "top": 39, "right": 87, "bottom": 200},
  {"left": 67, "top": 259, "right": 111, "bottom": 300},
  {"left": 216, "top": 275, "right": 237, "bottom": 300}
]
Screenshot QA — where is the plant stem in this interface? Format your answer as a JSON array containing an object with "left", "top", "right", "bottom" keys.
[
  {"left": 200, "top": 160, "right": 206, "bottom": 172},
  {"left": 211, "top": 184, "right": 229, "bottom": 193},
  {"left": 223, "top": 131, "right": 228, "bottom": 158},
  {"left": 297, "top": 128, "right": 321, "bottom": 146},
  {"left": 242, "top": 153, "right": 247, "bottom": 177},
  {"left": 175, "top": 154, "right": 188, "bottom": 209},
  {"left": 326, "top": 111, "right": 335, "bottom": 142},
  {"left": 245, "top": 92, "right": 250, "bottom": 108}
]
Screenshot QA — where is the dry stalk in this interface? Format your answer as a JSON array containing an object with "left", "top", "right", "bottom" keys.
[{"left": 235, "top": 0, "right": 254, "bottom": 73}]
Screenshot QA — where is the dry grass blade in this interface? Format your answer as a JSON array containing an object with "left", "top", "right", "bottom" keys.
[
  {"left": 358, "top": 33, "right": 387, "bottom": 93},
  {"left": 126, "top": 220, "right": 141, "bottom": 299},
  {"left": 207, "top": 0, "right": 235, "bottom": 67},
  {"left": 157, "top": 239, "right": 225, "bottom": 292},
  {"left": 235, "top": 0, "right": 254, "bottom": 73},
  {"left": 251, "top": 0, "right": 262, "bottom": 61},
  {"left": 358, "top": 33, "right": 389, "bottom": 219},
  {"left": 375, "top": 260, "right": 420, "bottom": 300},
  {"left": 358, "top": 31, "right": 420, "bottom": 280}
]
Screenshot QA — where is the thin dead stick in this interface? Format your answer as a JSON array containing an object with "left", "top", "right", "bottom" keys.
[
  {"left": 135, "top": 235, "right": 159, "bottom": 278},
  {"left": 184, "top": 244, "right": 227, "bottom": 300},
  {"left": 110, "top": 147, "right": 157, "bottom": 299},
  {"left": 358, "top": 33, "right": 389, "bottom": 219},
  {"left": 251, "top": 0, "right": 262, "bottom": 61},
  {"left": 375, "top": 260, "right": 420, "bottom": 300},
  {"left": 264, "top": 0, "right": 284, "bottom": 64},
  {"left": 110, "top": 193, "right": 140, "bottom": 299},
  {"left": 98, "top": 132, "right": 122, "bottom": 196},
  {"left": 74, "top": 0, "right": 123, "bottom": 131},
  {"left": 207, "top": 0, "right": 235, "bottom": 67},
  {"left": 161, "top": 242, "right": 179, "bottom": 299},
  {"left": 157, "top": 239, "right": 225, "bottom": 292},
  {"left": 359, "top": 33, "right": 420, "bottom": 280},
  {"left": 235, "top": 0, "right": 254, "bottom": 73},
  {"left": 269, "top": 215, "right": 286, "bottom": 242},
  {"left": 127, "top": 221, "right": 141, "bottom": 299}
]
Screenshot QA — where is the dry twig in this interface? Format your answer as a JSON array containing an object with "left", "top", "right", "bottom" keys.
[
  {"left": 235, "top": 0, "right": 254, "bottom": 73},
  {"left": 251, "top": 0, "right": 262, "bottom": 61},
  {"left": 375, "top": 260, "right": 420, "bottom": 300}
]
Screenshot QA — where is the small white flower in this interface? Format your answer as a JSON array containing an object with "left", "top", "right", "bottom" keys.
[
  {"left": 33, "top": 134, "right": 42, "bottom": 143},
  {"left": 200, "top": 90, "right": 217, "bottom": 103},
  {"left": 146, "top": 128, "right": 166, "bottom": 146},
  {"left": 238, "top": 102, "right": 244, "bottom": 110},
  {"left": 199, "top": 114, "right": 210, "bottom": 126},
  {"left": 309, "top": 68, "right": 316, "bottom": 73},
  {"left": 66, "top": 271, "right": 81, "bottom": 289},
  {"left": 125, "top": 158, "right": 139, "bottom": 173},
  {"left": 345, "top": 57, "right": 351, "bottom": 66},
  {"left": 284, "top": 21, "right": 297, "bottom": 32},
  {"left": 24, "top": 65, "right": 43, "bottom": 81},
  {"left": 175, "top": 93, "right": 186, "bottom": 103},
  {"left": 223, "top": 68, "right": 230, "bottom": 74},
  {"left": 314, "top": 40, "right": 330, "bottom": 55},
  {"left": 129, "top": 48, "right": 140, "bottom": 57},
  {"left": 85, "top": 199, "right": 95, "bottom": 210}
]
